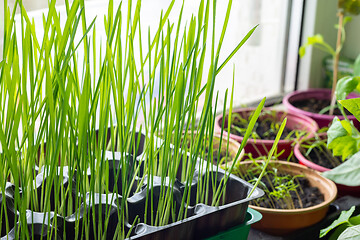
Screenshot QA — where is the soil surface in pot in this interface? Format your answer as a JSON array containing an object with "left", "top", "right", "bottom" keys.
[
  {"left": 241, "top": 167, "right": 324, "bottom": 210},
  {"left": 243, "top": 153, "right": 298, "bottom": 163},
  {"left": 301, "top": 145, "right": 342, "bottom": 169},
  {"left": 230, "top": 119, "right": 295, "bottom": 140},
  {"left": 255, "top": 174, "right": 324, "bottom": 209},
  {"left": 291, "top": 98, "right": 349, "bottom": 115}
]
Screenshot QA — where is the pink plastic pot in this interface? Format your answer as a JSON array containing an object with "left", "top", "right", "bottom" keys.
[
  {"left": 283, "top": 88, "right": 360, "bottom": 129},
  {"left": 294, "top": 133, "right": 331, "bottom": 172},
  {"left": 214, "top": 108, "right": 319, "bottom": 159},
  {"left": 294, "top": 133, "right": 360, "bottom": 197}
]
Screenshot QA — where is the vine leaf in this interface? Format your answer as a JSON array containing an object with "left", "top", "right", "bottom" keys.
[
  {"left": 322, "top": 152, "right": 360, "bottom": 186},
  {"left": 320, "top": 206, "right": 355, "bottom": 238},
  {"left": 338, "top": 225, "right": 360, "bottom": 240},
  {"left": 339, "top": 98, "right": 360, "bottom": 122}
]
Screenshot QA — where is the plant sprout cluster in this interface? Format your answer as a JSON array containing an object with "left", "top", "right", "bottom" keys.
[{"left": 0, "top": 0, "right": 266, "bottom": 238}]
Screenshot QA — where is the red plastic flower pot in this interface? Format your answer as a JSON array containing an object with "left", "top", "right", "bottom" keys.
[
  {"left": 294, "top": 133, "right": 360, "bottom": 197},
  {"left": 294, "top": 133, "right": 331, "bottom": 172},
  {"left": 283, "top": 88, "right": 360, "bottom": 129},
  {"left": 214, "top": 108, "right": 319, "bottom": 159}
]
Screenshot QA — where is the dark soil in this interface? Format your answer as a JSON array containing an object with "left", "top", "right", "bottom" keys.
[
  {"left": 301, "top": 144, "right": 342, "bottom": 169},
  {"left": 255, "top": 123, "right": 294, "bottom": 140},
  {"left": 231, "top": 119, "right": 295, "bottom": 140},
  {"left": 292, "top": 98, "right": 350, "bottom": 115},
  {"left": 249, "top": 172, "right": 324, "bottom": 209},
  {"left": 242, "top": 153, "right": 298, "bottom": 163}
]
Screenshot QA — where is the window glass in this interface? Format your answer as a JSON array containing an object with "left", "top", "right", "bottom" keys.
[{"left": 1, "top": 0, "right": 294, "bottom": 107}]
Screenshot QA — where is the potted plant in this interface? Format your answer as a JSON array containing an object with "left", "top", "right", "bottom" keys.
[
  {"left": 283, "top": 88, "right": 360, "bottom": 129},
  {"left": 294, "top": 131, "right": 342, "bottom": 172},
  {"left": 230, "top": 160, "right": 337, "bottom": 235},
  {"left": 0, "top": 0, "right": 270, "bottom": 239},
  {"left": 316, "top": 97, "right": 360, "bottom": 198},
  {"left": 283, "top": 0, "right": 360, "bottom": 129},
  {"left": 293, "top": 75, "right": 360, "bottom": 197},
  {"left": 220, "top": 119, "right": 337, "bottom": 235},
  {"left": 283, "top": 52, "right": 360, "bottom": 129},
  {"left": 214, "top": 108, "right": 318, "bottom": 159},
  {"left": 294, "top": 131, "right": 360, "bottom": 197}
]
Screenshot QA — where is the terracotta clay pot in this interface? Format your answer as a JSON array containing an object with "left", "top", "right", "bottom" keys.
[
  {"left": 214, "top": 108, "right": 318, "bottom": 159},
  {"left": 294, "top": 133, "right": 360, "bottom": 197},
  {"left": 237, "top": 161, "right": 337, "bottom": 235},
  {"left": 283, "top": 88, "right": 360, "bottom": 129}
]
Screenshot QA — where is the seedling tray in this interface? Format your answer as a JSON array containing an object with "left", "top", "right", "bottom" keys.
[{"left": 0, "top": 131, "right": 264, "bottom": 240}]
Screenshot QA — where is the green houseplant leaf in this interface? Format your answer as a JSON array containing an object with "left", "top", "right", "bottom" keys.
[
  {"left": 298, "top": 34, "right": 335, "bottom": 58},
  {"left": 320, "top": 205, "right": 360, "bottom": 240},
  {"left": 320, "top": 206, "right": 356, "bottom": 238},
  {"left": 334, "top": 53, "right": 360, "bottom": 103},
  {"left": 322, "top": 151, "right": 360, "bottom": 186},
  {"left": 339, "top": 98, "right": 360, "bottom": 122},
  {"left": 327, "top": 117, "right": 359, "bottom": 160},
  {"left": 338, "top": 225, "right": 360, "bottom": 240},
  {"left": 349, "top": 214, "right": 360, "bottom": 225},
  {"left": 336, "top": 76, "right": 360, "bottom": 101}
]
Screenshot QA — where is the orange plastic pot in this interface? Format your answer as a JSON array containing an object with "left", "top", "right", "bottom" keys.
[{"left": 238, "top": 161, "right": 337, "bottom": 235}]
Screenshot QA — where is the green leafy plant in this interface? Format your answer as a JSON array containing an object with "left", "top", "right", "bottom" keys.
[
  {"left": 299, "top": 0, "right": 360, "bottom": 115},
  {"left": 325, "top": 96, "right": 360, "bottom": 186},
  {"left": 326, "top": 53, "right": 360, "bottom": 161},
  {"left": 320, "top": 206, "right": 360, "bottom": 239}
]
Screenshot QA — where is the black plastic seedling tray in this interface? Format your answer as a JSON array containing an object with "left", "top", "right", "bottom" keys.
[{"left": 0, "top": 131, "right": 264, "bottom": 239}]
